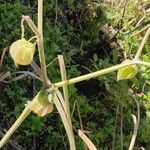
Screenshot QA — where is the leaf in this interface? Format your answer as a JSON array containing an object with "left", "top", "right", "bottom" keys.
[
  {"left": 78, "top": 129, "right": 97, "bottom": 150},
  {"left": 93, "top": 53, "right": 98, "bottom": 62},
  {"left": 117, "top": 59, "right": 139, "bottom": 81}
]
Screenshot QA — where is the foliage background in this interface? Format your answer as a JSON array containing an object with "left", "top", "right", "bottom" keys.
[{"left": 0, "top": 0, "right": 150, "bottom": 149}]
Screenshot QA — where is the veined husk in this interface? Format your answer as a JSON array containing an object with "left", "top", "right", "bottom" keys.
[
  {"left": 30, "top": 90, "right": 53, "bottom": 117},
  {"left": 117, "top": 59, "right": 138, "bottom": 81},
  {"left": 10, "top": 38, "right": 35, "bottom": 65}
]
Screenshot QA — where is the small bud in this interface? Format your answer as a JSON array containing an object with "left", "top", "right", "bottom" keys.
[
  {"left": 30, "top": 90, "right": 53, "bottom": 117},
  {"left": 117, "top": 59, "right": 139, "bottom": 81},
  {"left": 10, "top": 38, "right": 35, "bottom": 65}
]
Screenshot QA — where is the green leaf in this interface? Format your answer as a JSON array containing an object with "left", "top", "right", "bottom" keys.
[
  {"left": 93, "top": 53, "right": 98, "bottom": 62},
  {"left": 117, "top": 59, "right": 139, "bottom": 81}
]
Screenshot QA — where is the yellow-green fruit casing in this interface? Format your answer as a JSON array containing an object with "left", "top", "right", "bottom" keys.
[
  {"left": 117, "top": 59, "right": 138, "bottom": 81},
  {"left": 30, "top": 90, "right": 53, "bottom": 117},
  {"left": 10, "top": 38, "right": 35, "bottom": 65}
]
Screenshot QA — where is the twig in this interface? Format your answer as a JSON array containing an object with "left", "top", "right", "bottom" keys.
[
  {"left": 22, "top": 16, "right": 41, "bottom": 37},
  {"left": 58, "top": 55, "right": 76, "bottom": 150},
  {"left": 128, "top": 97, "right": 140, "bottom": 150},
  {"left": 134, "top": 27, "right": 150, "bottom": 59},
  {"left": 58, "top": 55, "right": 70, "bottom": 119},
  {"left": 46, "top": 57, "right": 58, "bottom": 68},
  {"left": 76, "top": 101, "right": 88, "bottom": 150},
  {"left": 0, "top": 130, "right": 24, "bottom": 150},
  {"left": 37, "top": 0, "right": 48, "bottom": 87},
  {"left": 30, "top": 61, "right": 42, "bottom": 77},
  {"left": 0, "top": 104, "right": 31, "bottom": 148},
  {"left": 22, "top": 14, "right": 48, "bottom": 87},
  {"left": 0, "top": 71, "right": 11, "bottom": 82},
  {"left": 0, "top": 47, "right": 8, "bottom": 67},
  {"left": 10, "top": 71, "right": 42, "bottom": 82},
  {"left": 53, "top": 60, "right": 150, "bottom": 88},
  {"left": 131, "top": 24, "right": 150, "bottom": 37},
  {"left": 54, "top": 96, "right": 76, "bottom": 150},
  {"left": 21, "top": 18, "right": 25, "bottom": 38},
  {"left": 28, "top": 36, "right": 37, "bottom": 42},
  {"left": 115, "top": 0, "right": 126, "bottom": 10}
]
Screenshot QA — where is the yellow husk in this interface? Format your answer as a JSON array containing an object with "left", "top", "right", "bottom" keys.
[{"left": 10, "top": 38, "right": 35, "bottom": 65}]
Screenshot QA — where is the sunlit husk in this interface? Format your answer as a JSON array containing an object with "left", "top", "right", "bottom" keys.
[{"left": 117, "top": 59, "right": 138, "bottom": 81}]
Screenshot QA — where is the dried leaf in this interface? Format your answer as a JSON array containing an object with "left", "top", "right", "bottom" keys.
[
  {"left": 0, "top": 47, "right": 8, "bottom": 67},
  {"left": 78, "top": 129, "right": 97, "bottom": 150},
  {"left": 0, "top": 71, "right": 11, "bottom": 82}
]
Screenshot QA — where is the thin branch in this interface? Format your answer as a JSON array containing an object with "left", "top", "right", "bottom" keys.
[
  {"left": 46, "top": 57, "right": 58, "bottom": 68},
  {"left": 0, "top": 130, "right": 24, "bottom": 150},
  {"left": 28, "top": 36, "right": 37, "bottom": 42},
  {"left": 22, "top": 14, "right": 48, "bottom": 87},
  {"left": 22, "top": 16, "right": 41, "bottom": 37},
  {"left": 131, "top": 24, "right": 150, "bottom": 37},
  {"left": 134, "top": 27, "right": 150, "bottom": 59},
  {"left": 38, "top": 0, "right": 43, "bottom": 36},
  {"left": 37, "top": 0, "right": 48, "bottom": 87},
  {"left": 58, "top": 55, "right": 70, "bottom": 119},
  {"left": 0, "top": 104, "right": 31, "bottom": 148},
  {"left": 0, "top": 71, "right": 11, "bottom": 82},
  {"left": 129, "top": 97, "right": 140, "bottom": 150},
  {"left": 58, "top": 55, "right": 76, "bottom": 150},
  {"left": 0, "top": 47, "right": 8, "bottom": 67},
  {"left": 136, "top": 60, "right": 150, "bottom": 66},
  {"left": 53, "top": 60, "right": 150, "bottom": 88},
  {"left": 76, "top": 101, "right": 88, "bottom": 150},
  {"left": 21, "top": 18, "right": 25, "bottom": 38}
]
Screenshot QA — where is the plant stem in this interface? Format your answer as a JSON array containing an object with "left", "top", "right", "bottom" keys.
[
  {"left": 0, "top": 1, "right": 49, "bottom": 148},
  {"left": 53, "top": 60, "right": 150, "bottom": 88},
  {"left": 22, "top": 0, "right": 48, "bottom": 87},
  {"left": 58, "top": 55, "right": 76, "bottom": 150},
  {"left": 22, "top": 16, "right": 41, "bottom": 37},
  {"left": 58, "top": 55, "right": 70, "bottom": 119},
  {"left": 129, "top": 98, "right": 140, "bottom": 150},
  {"left": 37, "top": 0, "right": 48, "bottom": 87},
  {"left": 0, "top": 105, "right": 31, "bottom": 148},
  {"left": 134, "top": 27, "right": 150, "bottom": 60}
]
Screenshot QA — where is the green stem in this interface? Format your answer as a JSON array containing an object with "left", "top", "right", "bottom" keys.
[
  {"left": 0, "top": 58, "right": 149, "bottom": 148},
  {"left": 37, "top": 0, "right": 48, "bottom": 87},
  {"left": 22, "top": 0, "right": 48, "bottom": 87},
  {"left": 53, "top": 60, "right": 150, "bottom": 88},
  {"left": 0, "top": 1, "right": 48, "bottom": 148},
  {"left": 58, "top": 55, "right": 70, "bottom": 119},
  {"left": 0, "top": 105, "right": 31, "bottom": 148}
]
